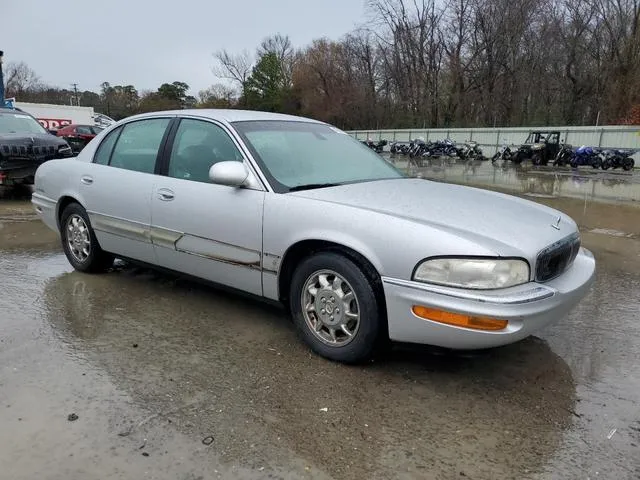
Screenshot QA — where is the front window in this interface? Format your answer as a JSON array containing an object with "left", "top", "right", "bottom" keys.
[
  {"left": 167, "top": 119, "right": 243, "bottom": 183},
  {"left": 0, "top": 112, "right": 49, "bottom": 135},
  {"left": 232, "top": 120, "right": 403, "bottom": 192}
]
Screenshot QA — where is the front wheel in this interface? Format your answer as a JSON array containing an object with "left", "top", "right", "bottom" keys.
[
  {"left": 623, "top": 158, "right": 635, "bottom": 171},
  {"left": 531, "top": 153, "right": 542, "bottom": 166},
  {"left": 60, "top": 203, "right": 114, "bottom": 273},
  {"left": 591, "top": 156, "right": 602, "bottom": 169},
  {"left": 289, "top": 252, "right": 386, "bottom": 364}
]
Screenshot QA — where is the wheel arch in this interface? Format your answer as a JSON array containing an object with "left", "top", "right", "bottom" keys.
[
  {"left": 56, "top": 195, "right": 86, "bottom": 230},
  {"left": 277, "top": 239, "right": 386, "bottom": 307}
]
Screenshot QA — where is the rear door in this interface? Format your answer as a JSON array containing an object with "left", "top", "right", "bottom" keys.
[
  {"left": 79, "top": 116, "right": 173, "bottom": 264},
  {"left": 149, "top": 117, "right": 265, "bottom": 296}
]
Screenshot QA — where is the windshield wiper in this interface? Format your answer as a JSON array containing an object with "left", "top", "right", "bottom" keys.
[{"left": 288, "top": 182, "right": 341, "bottom": 192}]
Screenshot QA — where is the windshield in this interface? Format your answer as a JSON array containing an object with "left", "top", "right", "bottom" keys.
[
  {"left": 232, "top": 120, "right": 404, "bottom": 192},
  {"left": 0, "top": 112, "right": 48, "bottom": 135}
]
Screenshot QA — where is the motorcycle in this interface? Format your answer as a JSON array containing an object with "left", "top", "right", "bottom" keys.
[
  {"left": 601, "top": 149, "right": 636, "bottom": 171},
  {"left": 569, "top": 145, "right": 602, "bottom": 169},
  {"left": 424, "top": 138, "right": 458, "bottom": 158},
  {"left": 408, "top": 139, "right": 428, "bottom": 157},
  {"left": 393, "top": 140, "right": 415, "bottom": 155},
  {"left": 491, "top": 143, "right": 514, "bottom": 164},
  {"left": 361, "top": 138, "right": 388, "bottom": 153},
  {"left": 459, "top": 140, "right": 485, "bottom": 161},
  {"left": 553, "top": 143, "right": 574, "bottom": 167}
]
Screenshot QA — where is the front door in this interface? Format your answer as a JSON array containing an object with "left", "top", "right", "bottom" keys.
[
  {"left": 150, "top": 118, "right": 265, "bottom": 296},
  {"left": 79, "top": 117, "right": 173, "bottom": 264}
]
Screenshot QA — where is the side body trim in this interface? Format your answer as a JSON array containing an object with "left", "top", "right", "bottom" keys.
[{"left": 88, "top": 211, "right": 264, "bottom": 271}]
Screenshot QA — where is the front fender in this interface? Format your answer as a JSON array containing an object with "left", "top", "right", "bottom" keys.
[{"left": 262, "top": 193, "right": 497, "bottom": 283}]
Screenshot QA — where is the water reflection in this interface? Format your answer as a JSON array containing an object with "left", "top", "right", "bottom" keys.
[
  {"left": 41, "top": 264, "right": 577, "bottom": 479},
  {"left": 386, "top": 154, "right": 640, "bottom": 204}
]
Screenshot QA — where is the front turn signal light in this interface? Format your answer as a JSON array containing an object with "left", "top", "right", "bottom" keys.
[{"left": 411, "top": 306, "right": 508, "bottom": 331}]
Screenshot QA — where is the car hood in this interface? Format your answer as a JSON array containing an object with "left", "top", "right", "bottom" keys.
[
  {"left": 0, "top": 132, "right": 68, "bottom": 146},
  {"left": 290, "top": 178, "right": 577, "bottom": 257}
]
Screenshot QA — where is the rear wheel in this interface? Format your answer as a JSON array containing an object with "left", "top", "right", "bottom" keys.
[
  {"left": 60, "top": 203, "right": 114, "bottom": 273},
  {"left": 289, "top": 251, "right": 385, "bottom": 364}
]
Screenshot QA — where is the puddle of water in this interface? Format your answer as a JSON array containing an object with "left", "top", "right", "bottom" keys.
[{"left": 386, "top": 156, "right": 640, "bottom": 205}]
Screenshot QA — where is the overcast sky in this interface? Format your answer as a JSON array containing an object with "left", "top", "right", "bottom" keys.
[{"left": 3, "top": 0, "right": 368, "bottom": 96}]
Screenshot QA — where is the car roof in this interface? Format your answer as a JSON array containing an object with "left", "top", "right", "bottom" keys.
[{"left": 122, "top": 109, "right": 325, "bottom": 125}]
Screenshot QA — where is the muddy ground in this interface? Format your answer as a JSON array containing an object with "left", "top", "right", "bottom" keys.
[{"left": 1, "top": 167, "right": 639, "bottom": 479}]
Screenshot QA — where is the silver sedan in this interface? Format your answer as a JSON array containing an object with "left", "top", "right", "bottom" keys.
[{"left": 31, "top": 109, "right": 596, "bottom": 363}]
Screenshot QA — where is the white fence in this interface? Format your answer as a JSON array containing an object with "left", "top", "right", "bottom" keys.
[{"left": 348, "top": 125, "right": 640, "bottom": 158}]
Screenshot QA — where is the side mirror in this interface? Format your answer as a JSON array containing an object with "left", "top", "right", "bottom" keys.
[{"left": 209, "top": 161, "right": 249, "bottom": 187}]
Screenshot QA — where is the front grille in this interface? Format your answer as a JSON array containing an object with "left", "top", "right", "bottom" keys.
[
  {"left": 0, "top": 143, "right": 68, "bottom": 162},
  {"left": 535, "top": 232, "right": 581, "bottom": 282}
]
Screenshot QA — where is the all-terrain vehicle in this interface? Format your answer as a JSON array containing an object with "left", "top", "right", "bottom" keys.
[{"left": 512, "top": 131, "right": 561, "bottom": 166}]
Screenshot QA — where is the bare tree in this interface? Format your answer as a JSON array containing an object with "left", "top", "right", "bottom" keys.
[
  {"left": 257, "top": 33, "right": 296, "bottom": 87},
  {"left": 212, "top": 49, "right": 253, "bottom": 89},
  {"left": 3, "top": 61, "right": 42, "bottom": 96},
  {"left": 198, "top": 83, "right": 237, "bottom": 107}
]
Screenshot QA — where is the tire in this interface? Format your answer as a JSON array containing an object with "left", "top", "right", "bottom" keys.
[
  {"left": 512, "top": 152, "right": 523, "bottom": 165},
  {"left": 591, "top": 156, "right": 602, "bottom": 169},
  {"left": 289, "top": 251, "right": 386, "bottom": 364},
  {"left": 60, "top": 203, "right": 114, "bottom": 273},
  {"left": 601, "top": 159, "right": 611, "bottom": 170},
  {"left": 532, "top": 153, "right": 542, "bottom": 166},
  {"left": 623, "top": 158, "right": 634, "bottom": 171}
]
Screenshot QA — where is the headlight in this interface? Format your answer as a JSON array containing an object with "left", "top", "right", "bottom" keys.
[{"left": 413, "top": 258, "right": 530, "bottom": 289}]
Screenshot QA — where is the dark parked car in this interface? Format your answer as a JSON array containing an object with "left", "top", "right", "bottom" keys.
[
  {"left": 0, "top": 107, "right": 73, "bottom": 186},
  {"left": 56, "top": 124, "right": 104, "bottom": 153},
  {"left": 513, "top": 131, "right": 561, "bottom": 166}
]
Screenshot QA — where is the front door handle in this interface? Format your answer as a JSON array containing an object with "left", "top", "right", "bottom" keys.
[
  {"left": 157, "top": 188, "right": 175, "bottom": 201},
  {"left": 80, "top": 175, "right": 93, "bottom": 185}
]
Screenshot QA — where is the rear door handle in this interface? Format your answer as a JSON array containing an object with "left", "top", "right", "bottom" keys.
[
  {"left": 80, "top": 175, "right": 93, "bottom": 185},
  {"left": 157, "top": 188, "right": 175, "bottom": 201}
]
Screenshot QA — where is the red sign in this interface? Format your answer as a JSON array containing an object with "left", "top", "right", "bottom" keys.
[{"left": 38, "top": 118, "right": 72, "bottom": 129}]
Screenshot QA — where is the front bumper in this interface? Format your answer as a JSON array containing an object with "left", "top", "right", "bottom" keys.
[{"left": 382, "top": 248, "right": 596, "bottom": 349}]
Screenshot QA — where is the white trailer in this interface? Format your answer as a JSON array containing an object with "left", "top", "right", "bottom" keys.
[{"left": 13, "top": 101, "right": 114, "bottom": 130}]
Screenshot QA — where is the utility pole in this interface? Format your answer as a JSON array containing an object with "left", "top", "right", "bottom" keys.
[
  {"left": 71, "top": 83, "right": 79, "bottom": 106},
  {"left": 0, "top": 50, "right": 5, "bottom": 106}
]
